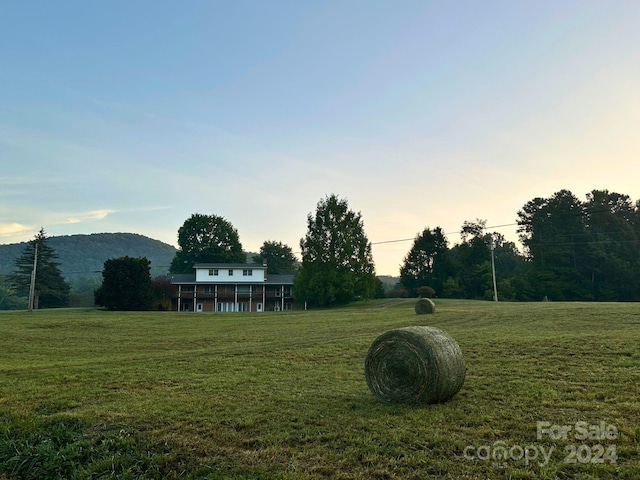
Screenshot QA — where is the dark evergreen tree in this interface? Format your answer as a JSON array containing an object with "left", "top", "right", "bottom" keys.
[
  {"left": 449, "top": 220, "right": 492, "bottom": 299},
  {"left": 399, "top": 227, "right": 450, "bottom": 297},
  {"left": 0, "top": 275, "right": 28, "bottom": 310},
  {"left": 491, "top": 234, "right": 532, "bottom": 301},
  {"left": 10, "top": 228, "right": 70, "bottom": 308},
  {"left": 373, "top": 277, "right": 386, "bottom": 299},
  {"left": 294, "top": 195, "right": 376, "bottom": 306},
  {"left": 252, "top": 241, "right": 298, "bottom": 274},
  {"left": 95, "top": 256, "right": 153, "bottom": 311},
  {"left": 170, "top": 214, "right": 245, "bottom": 273},
  {"left": 460, "top": 218, "right": 487, "bottom": 243},
  {"left": 513, "top": 189, "right": 640, "bottom": 300},
  {"left": 584, "top": 190, "right": 640, "bottom": 301},
  {"left": 517, "top": 190, "right": 591, "bottom": 300}
]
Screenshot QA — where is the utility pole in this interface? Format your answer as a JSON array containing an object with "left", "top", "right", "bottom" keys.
[
  {"left": 490, "top": 236, "right": 498, "bottom": 302},
  {"left": 28, "top": 242, "right": 38, "bottom": 311}
]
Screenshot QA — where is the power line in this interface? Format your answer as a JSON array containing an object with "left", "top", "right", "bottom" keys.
[
  {"left": 371, "top": 222, "right": 519, "bottom": 246},
  {"left": 371, "top": 237, "right": 414, "bottom": 246}
]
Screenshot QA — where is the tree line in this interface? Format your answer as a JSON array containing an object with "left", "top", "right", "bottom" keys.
[
  {"left": 3, "top": 189, "right": 638, "bottom": 310},
  {"left": 398, "top": 189, "right": 640, "bottom": 302},
  {"left": 516, "top": 189, "right": 640, "bottom": 301}
]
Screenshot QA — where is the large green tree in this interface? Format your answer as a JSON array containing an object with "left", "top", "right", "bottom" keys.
[
  {"left": 515, "top": 189, "right": 640, "bottom": 301},
  {"left": 449, "top": 220, "right": 492, "bottom": 299},
  {"left": 95, "top": 256, "right": 153, "bottom": 311},
  {"left": 0, "top": 275, "right": 28, "bottom": 310},
  {"left": 449, "top": 220, "right": 530, "bottom": 300},
  {"left": 252, "top": 240, "right": 298, "bottom": 274},
  {"left": 399, "top": 227, "right": 450, "bottom": 297},
  {"left": 583, "top": 189, "right": 640, "bottom": 301},
  {"left": 490, "top": 233, "right": 533, "bottom": 301},
  {"left": 517, "top": 189, "right": 590, "bottom": 300},
  {"left": 10, "top": 228, "right": 70, "bottom": 309},
  {"left": 294, "top": 195, "right": 376, "bottom": 306},
  {"left": 170, "top": 214, "right": 245, "bottom": 273}
]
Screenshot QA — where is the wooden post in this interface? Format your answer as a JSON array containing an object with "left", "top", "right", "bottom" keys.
[
  {"left": 490, "top": 236, "right": 498, "bottom": 302},
  {"left": 28, "top": 242, "right": 38, "bottom": 311}
]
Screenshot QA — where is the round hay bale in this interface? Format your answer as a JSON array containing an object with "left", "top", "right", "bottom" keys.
[
  {"left": 364, "top": 326, "right": 465, "bottom": 404},
  {"left": 415, "top": 297, "right": 435, "bottom": 314}
]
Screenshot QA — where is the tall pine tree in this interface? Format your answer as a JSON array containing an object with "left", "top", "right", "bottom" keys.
[
  {"left": 399, "top": 227, "right": 450, "bottom": 297},
  {"left": 295, "top": 195, "right": 376, "bottom": 306},
  {"left": 518, "top": 190, "right": 592, "bottom": 300},
  {"left": 11, "top": 228, "right": 70, "bottom": 309}
]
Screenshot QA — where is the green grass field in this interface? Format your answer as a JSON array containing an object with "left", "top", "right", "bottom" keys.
[{"left": 1, "top": 300, "right": 639, "bottom": 479}]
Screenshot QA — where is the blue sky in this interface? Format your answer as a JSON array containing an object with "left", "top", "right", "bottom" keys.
[{"left": 1, "top": 1, "right": 639, "bottom": 275}]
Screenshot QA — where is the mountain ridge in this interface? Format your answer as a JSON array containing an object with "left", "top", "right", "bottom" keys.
[
  {"left": 0, "top": 233, "right": 177, "bottom": 289},
  {"left": 0, "top": 233, "right": 399, "bottom": 293}
]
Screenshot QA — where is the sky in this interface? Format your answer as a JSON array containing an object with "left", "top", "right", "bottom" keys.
[{"left": 1, "top": 1, "right": 639, "bottom": 276}]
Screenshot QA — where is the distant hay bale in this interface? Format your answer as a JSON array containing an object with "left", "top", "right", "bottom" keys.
[
  {"left": 364, "top": 326, "right": 466, "bottom": 404},
  {"left": 415, "top": 298, "right": 435, "bottom": 314}
]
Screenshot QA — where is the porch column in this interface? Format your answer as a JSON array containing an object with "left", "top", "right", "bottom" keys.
[{"left": 234, "top": 284, "right": 238, "bottom": 312}]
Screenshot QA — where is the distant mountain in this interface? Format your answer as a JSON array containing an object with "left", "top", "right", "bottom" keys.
[
  {"left": 1, "top": 233, "right": 395, "bottom": 294},
  {"left": 378, "top": 275, "right": 400, "bottom": 290},
  {"left": 0, "top": 233, "right": 177, "bottom": 290}
]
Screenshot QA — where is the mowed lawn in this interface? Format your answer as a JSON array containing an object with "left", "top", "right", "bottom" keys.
[{"left": 0, "top": 300, "right": 639, "bottom": 479}]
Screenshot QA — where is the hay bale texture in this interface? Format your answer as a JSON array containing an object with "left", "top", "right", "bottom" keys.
[
  {"left": 364, "top": 326, "right": 465, "bottom": 404},
  {"left": 415, "top": 297, "right": 435, "bottom": 314}
]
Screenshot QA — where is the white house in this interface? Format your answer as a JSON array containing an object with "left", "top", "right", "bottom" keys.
[{"left": 170, "top": 262, "right": 294, "bottom": 312}]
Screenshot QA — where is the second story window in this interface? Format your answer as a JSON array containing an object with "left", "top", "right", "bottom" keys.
[
  {"left": 243, "top": 269, "right": 252, "bottom": 276},
  {"left": 228, "top": 269, "right": 234, "bottom": 276},
  {"left": 209, "top": 269, "right": 219, "bottom": 276}
]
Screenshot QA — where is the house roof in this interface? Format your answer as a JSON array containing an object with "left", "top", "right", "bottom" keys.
[{"left": 265, "top": 274, "right": 294, "bottom": 285}]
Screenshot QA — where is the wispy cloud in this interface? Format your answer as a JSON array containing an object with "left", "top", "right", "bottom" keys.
[
  {"left": 0, "top": 223, "right": 33, "bottom": 237},
  {"left": 51, "top": 206, "right": 171, "bottom": 226},
  {"left": 63, "top": 88, "right": 240, "bottom": 139},
  {"left": 60, "top": 209, "right": 115, "bottom": 224}
]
